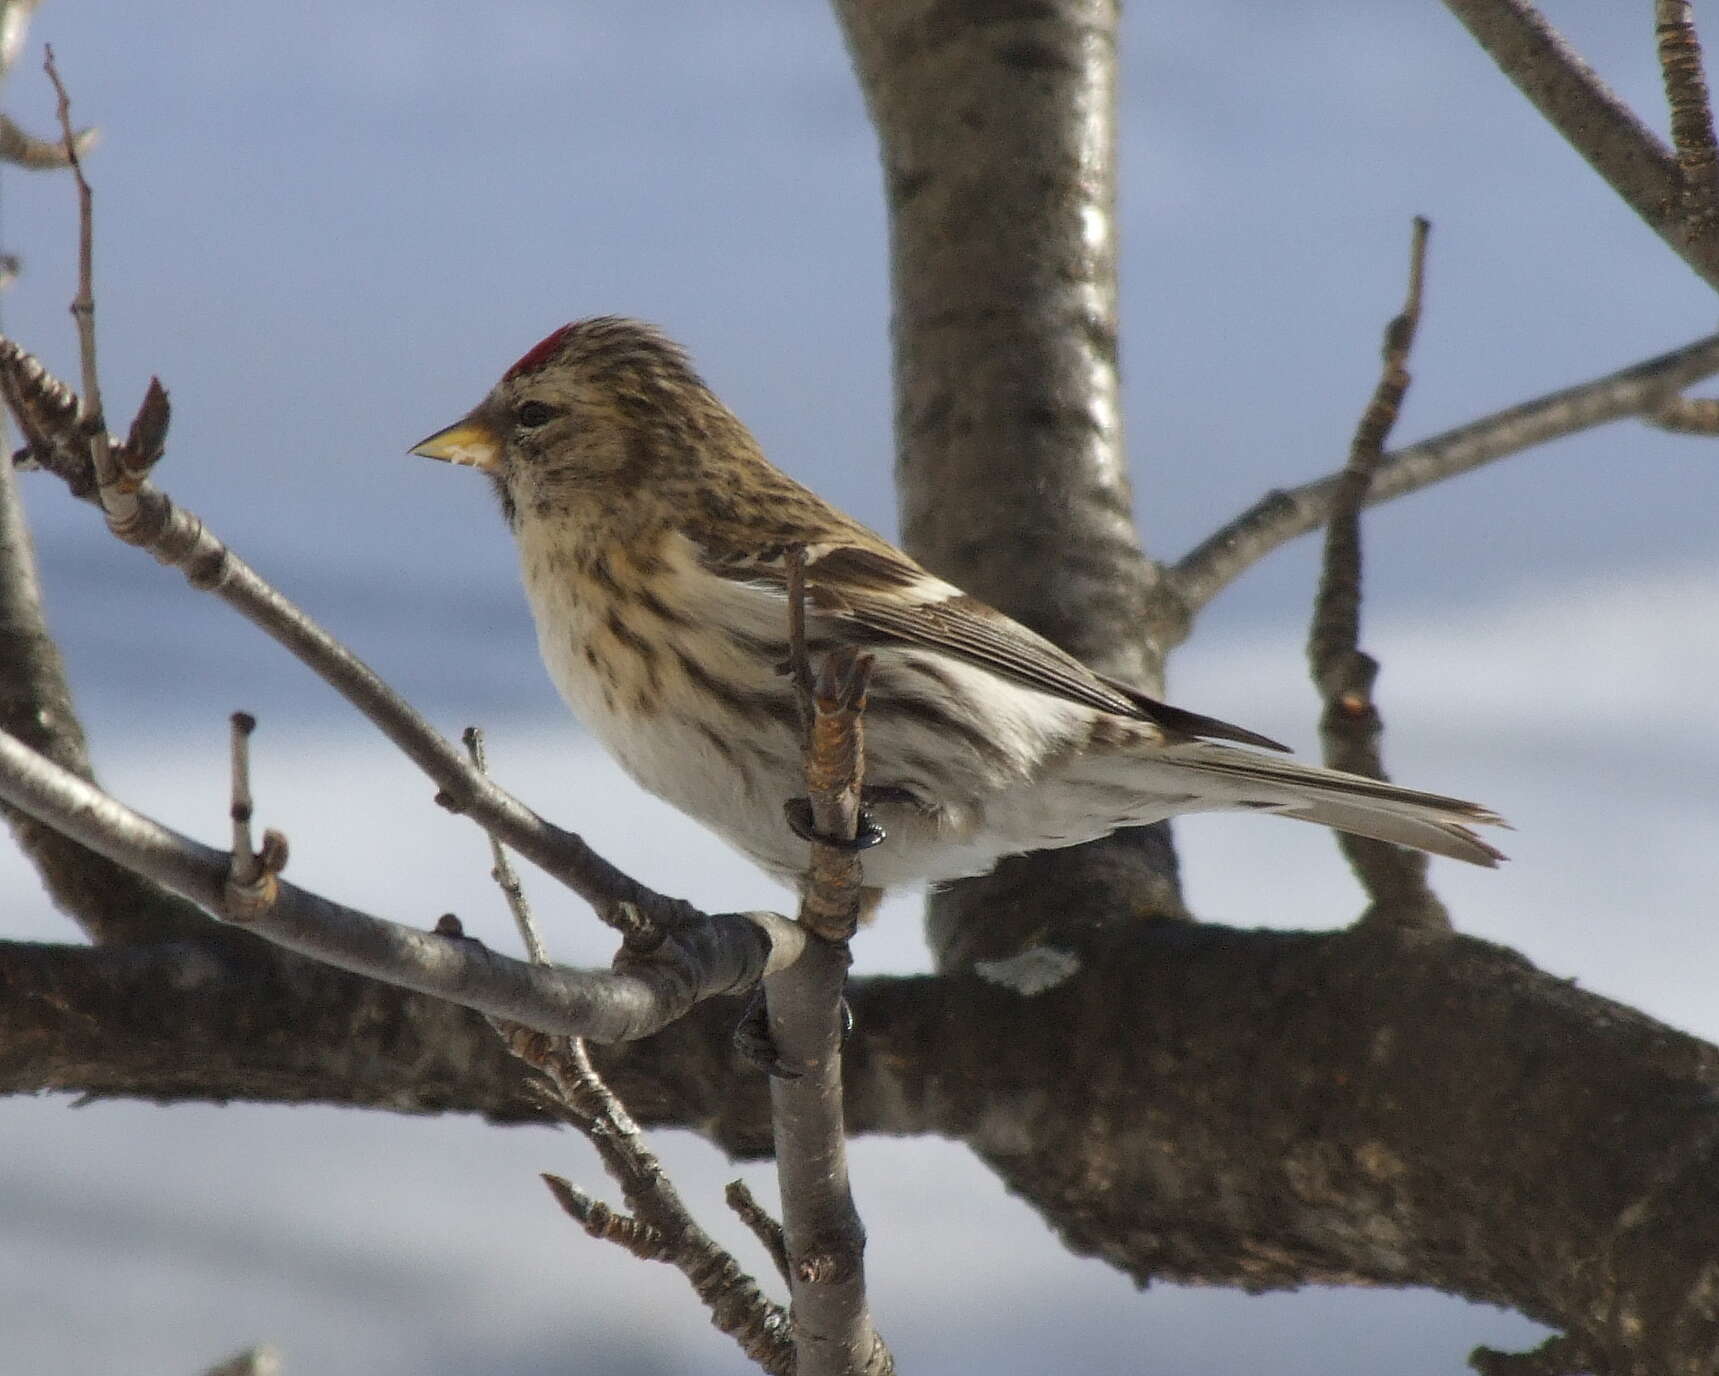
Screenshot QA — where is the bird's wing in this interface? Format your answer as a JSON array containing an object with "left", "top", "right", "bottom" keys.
[{"left": 696, "top": 535, "right": 1288, "bottom": 752}]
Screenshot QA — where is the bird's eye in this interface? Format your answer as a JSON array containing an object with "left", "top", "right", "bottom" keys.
[{"left": 515, "top": 401, "right": 557, "bottom": 429}]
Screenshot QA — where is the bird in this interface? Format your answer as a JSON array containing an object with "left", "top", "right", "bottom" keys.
[{"left": 411, "top": 316, "right": 1504, "bottom": 903}]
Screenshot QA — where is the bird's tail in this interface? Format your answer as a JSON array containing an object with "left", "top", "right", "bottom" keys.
[{"left": 1155, "top": 742, "right": 1508, "bottom": 866}]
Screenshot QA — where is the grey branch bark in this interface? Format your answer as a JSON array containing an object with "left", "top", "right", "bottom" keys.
[
  {"left": 0, "top": 728, "right": 803, "bottom": 1042},
  {"left": 1171, "top": 328, "right": 1719, "bottom": 623},
  {"left": 0, "top": 421, "right": 215, "bottom": 942},
  {"left": 834, "top": 0, "right": 1189, "bottom": 967},
  {"left": 9, "top": 924, "right": 1719, "bottom": 1371},
  {"left": 1441, "top": 0, "right": 1719, "bottom": 292}
]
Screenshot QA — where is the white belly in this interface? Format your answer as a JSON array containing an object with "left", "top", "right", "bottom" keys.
[{"left": 517, "top": 528, "right": 1130, "bottom": 890}]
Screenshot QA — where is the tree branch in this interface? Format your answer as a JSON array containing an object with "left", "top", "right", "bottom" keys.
[
  {"left": 0, "top": 728, "right": 804, "bottom": 1042},
  {"left": 10, "top": 917, "right": 1719, "bottom": 1367},
  {"left": 1656, "top": 0, "right": 1719, "bottom": 243},
  {"left": 1440, "top": 0, "right": 1719, "bottom": 291},
  {"left": 0, "top": 405, "right": 214, "bottom": 942},
  {"left": 517, "top": 1033, "right": 795, "bottom": 1375},
  {"left": 767, "top": 646, "right": 891, "bottom": 1376},
  {"left": 1171, "top": 328, "right": 1719, "bottom": 622},
  {"left": 1307, "top": 218, "right": 1452, "bottom": 931}
]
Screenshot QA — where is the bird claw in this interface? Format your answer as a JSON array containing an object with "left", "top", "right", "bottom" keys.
[
  {"left": 783, "top": 796, "right": 886, "bottom": 851},
  {"left": 732, "top": 987, "right": 855, "bottom": 1078}
]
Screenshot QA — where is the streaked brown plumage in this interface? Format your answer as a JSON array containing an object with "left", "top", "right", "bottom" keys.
[{"left": 412, "top": 317, "right": 1505, "bottom": 895}]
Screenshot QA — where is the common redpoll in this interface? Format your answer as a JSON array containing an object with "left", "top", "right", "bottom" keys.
[{"left": 412, "top": 317, "right": 1504, "bottom": 895}]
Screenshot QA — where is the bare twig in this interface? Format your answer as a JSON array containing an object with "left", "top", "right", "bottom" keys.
[
  {"left": 1656, "top": 0, "right": 1719, "bottom": 241},
  {"left": 505, "top": 1029, "right": 795, "bottom": 1375},
  {"left": 41, "top": 49, "right": 115, "bottom": 496},
  {"left": 224, "top": 711, "right": 289, "bottom": 920},
  {"left": 1169, "top": 328, "right": 1719, "bottom": 625},
  {"left": 1308, "top": 219, "right": 1451, "bottom": 932},
  {"left": 1440, "top": 0, "right": 1719, "bottom": 291},
  {"left": 727, "top": 1179, "right": 792, "bottom": 1285},
  {"left": 463, "top": 725, "right": 549, "bottom": 965},
  {"left": 0, "top": 727, "right": 805, "bottom": 1041}
]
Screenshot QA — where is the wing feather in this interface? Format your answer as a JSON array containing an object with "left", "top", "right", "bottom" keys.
[{"left": 696, "top": 537, "right": 1287, "bottom": 751}]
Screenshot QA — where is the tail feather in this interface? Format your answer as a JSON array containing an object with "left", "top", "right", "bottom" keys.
[{"left": 1163, "top": 742, "right": 1508, "bottom": 867}]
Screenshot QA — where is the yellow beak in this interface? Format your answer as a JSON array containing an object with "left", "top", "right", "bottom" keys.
[{"left": 409, "top": 417, "right": 502, "bottom": 472}]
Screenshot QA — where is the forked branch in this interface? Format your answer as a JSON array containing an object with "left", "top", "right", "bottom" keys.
[{"left": 1169, "top": 328, "right": 1719, "bottom": 624}]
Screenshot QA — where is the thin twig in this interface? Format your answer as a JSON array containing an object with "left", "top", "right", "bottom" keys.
[
  {"left": 1440, "top": 0, "right": 1719, "bottom": 291},
  {"left": 41, "top": 49, "right": 115, "bottom": 495},
  {"left": 224, "top": 711, "right": 289, "bottom": 919},
  {"left": 1656, "top": 0, "right": 1719, "bottom": 241},
  {"left": 503, "top": 1028, "right": 795, "bottom": 1376},
  {"left": 1168, "top": 328, "right": 1719, "bottom": 626},
  {"left": 1308, "top": 218, "right": 1450, "bottom": 932},
  {"left": 463, "top": 725, "right": 549, "bottom": 965},
  {"left": 726, "top": 1179, "right": 792, "bottom": 1285},
  {"left": 0, "top": 727, "right": 805, "bottom": 1041}
]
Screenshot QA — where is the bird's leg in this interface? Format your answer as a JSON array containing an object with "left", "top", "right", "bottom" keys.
[{"left": 782, "top": 795, "right": 886, "bottom": 851}]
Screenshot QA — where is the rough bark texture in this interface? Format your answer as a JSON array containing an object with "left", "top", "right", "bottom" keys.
[
  {"left": 11, "top": 925, "right": 1719, "bottom": 1372},
  {"left": 0, "top": 457, "right": 212, "bottom": 944},
  {"left": 835, "top": 0, "right": 1188, "bottom": 962}
]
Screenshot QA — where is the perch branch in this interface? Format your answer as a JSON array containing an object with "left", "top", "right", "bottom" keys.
[
  {"left": 464, "top": 725, "right": 547, "bottom": 965},
  {"left": 766, "top": 583, "right": 890, "bottom": 1374},
  {"left": 0, "top": 727, "right": 804, "bottom": 1042}
]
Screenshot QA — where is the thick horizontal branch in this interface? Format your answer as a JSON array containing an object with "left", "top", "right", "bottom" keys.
[
  {"left": 0, "top": 729, "right": 803, "bottom": 1042},
  {"left": 10, "top": 917, "right": 1719, "bottom": 1368},
  {"left": 1170, "top": 329, "right": 1719, "bottom": 623}
]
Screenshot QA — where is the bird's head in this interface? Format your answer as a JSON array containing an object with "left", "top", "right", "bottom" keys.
[{"left": 411, "top": 316, "right": 752, "bottom": 532}]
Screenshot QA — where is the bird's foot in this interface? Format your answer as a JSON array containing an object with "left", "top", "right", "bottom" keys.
[{"left": 732, "top": 987, "right": 856, "bottom": 1078}]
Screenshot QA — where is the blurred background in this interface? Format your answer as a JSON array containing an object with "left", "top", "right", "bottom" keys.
[{"left": 1, "top": 1, "right": 1714, "bottom": 1371}]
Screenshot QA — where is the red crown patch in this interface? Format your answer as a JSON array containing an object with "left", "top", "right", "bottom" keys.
[{"left": 505, "top": 324, "right": 577, "bottom": 380}]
